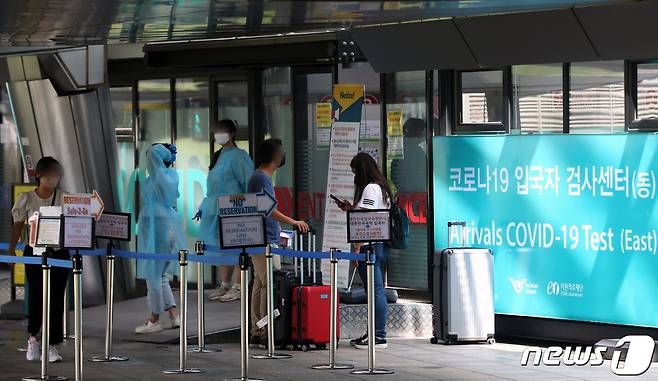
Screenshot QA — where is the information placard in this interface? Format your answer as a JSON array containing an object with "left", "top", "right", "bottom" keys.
[
  {"left": 63, "top": 191, "right": 104, "bottom": 220},
  {"left": 96, "top": 212, "right": 131, "bottom": 241},
  {"left": 35, "top": 216, "right": 62, "bottom": 248},
  {"left": 347, "top": 209, "right": 391, "bottom": 243},
  {"left": 63, "top": 216, "right": 95, "bottom": 250},
  {"left": 219, "top": 214, "right": 266, "bottom": 249}
]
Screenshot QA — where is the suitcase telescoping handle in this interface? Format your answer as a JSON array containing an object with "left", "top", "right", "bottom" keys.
[
  {"left": 447, "top": 221, "right": 467, "bottom": 247},
  {"left": 294, "top": 226, "right": 317, "bottom": 286}
]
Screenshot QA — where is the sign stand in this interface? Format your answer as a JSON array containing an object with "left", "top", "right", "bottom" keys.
[
  {"left": 90, "top": 242, "right": 129, "bottom": 362},
  {"left": 312, "top": 248, "right": 353, "bottom": 370},
  {"left": 188, "top": 241, "right": 221, "bottom": 354},
  {"left": 23, "top": 248, "right": 68, "bottom": 381},
  {"left": 351, "top": 244, "right": 393, "bottom": 376},
  {"left": 230, "top": 250, "right": 264, "bottom": 381},
  {"left": 218, "top": 213, "right": 267, "bottom": 381},
  {"left": 163, "top": 250, "right": 204, "bottom": 375},
  {"left": 72, "top": 252, "right": 83, "bottom": 381},
  {"left": 346, "top": 209, "right": 394, "bottom": 376},
  {"left": 91, "top": 211, "right": 131, "bottom": 363},
  {"left": 252, "top": 244, "right": 292, "bottom": 360}
]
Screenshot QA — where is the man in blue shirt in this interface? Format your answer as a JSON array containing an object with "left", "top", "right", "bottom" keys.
[{"left": 248, "top": 138, "right": 309, "bottom": 347}]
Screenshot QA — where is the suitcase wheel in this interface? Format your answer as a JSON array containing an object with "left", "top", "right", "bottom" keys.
[
  {"left": 487, "top": 338, "right": 496, "bottom": 345},
  {"left": 316, "top": 344, "right": 326, "bottom": 350},
  {"left": 430, "top": 337, "right": 438, "bottom": 345},
  {"left": 301, "top": 344, "right": 311, "bottom": 352}
]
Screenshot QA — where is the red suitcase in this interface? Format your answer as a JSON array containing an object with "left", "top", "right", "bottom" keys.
[
  {"left": 289, "top": 231, "right": 339, "bottom": 351},
  {"left": 291, "top": 284, "right": 340, "bottom": 351}
]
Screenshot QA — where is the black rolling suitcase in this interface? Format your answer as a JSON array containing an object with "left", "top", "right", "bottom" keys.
[
  {"left": 273, "top": 268, "right": 296, "bottom": 348},
  {"left": 272, "top": 230, "right": 321, "bottom": 349}
]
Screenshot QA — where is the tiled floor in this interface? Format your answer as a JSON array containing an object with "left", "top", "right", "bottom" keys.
[{"left": 1, "top": 325, "right": 656, "bottom": 381}]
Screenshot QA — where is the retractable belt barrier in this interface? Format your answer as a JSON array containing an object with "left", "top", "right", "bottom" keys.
[{"left": 0, "top": 241, "right": 373, "bottom": 379}]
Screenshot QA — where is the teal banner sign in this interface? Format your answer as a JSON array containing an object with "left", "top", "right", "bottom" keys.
[{"left": 433, "top": 134, "right": 658, "bottom": 328}]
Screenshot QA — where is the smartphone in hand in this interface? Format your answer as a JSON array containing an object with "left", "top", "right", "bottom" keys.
[{"left": 330, "top": 194, "right": 343, "bottom": 207}]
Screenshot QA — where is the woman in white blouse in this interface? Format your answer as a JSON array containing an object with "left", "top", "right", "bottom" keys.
[
  {"left": 9, "top": 157, "right": 69, "bottom": 363},
  {"left": 338, "top": 152, "right": 392, "bottom": 349}
]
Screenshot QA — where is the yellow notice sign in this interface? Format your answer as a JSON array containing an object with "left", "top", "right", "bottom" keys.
[
  {"left": 332, "top": 84, "right": 365, "bottom": 112},
  {"left": 12, "top": 184, "right": 36, "bottom": 287},
  {"left": 387, "top": 110, "right": 403, "bottom": 136},
  {"left": 315, "top": 103, "right": 332, "bottom": 128}
]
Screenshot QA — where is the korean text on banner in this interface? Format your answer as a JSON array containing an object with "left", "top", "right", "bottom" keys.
[
  {"left": 320, "top": 83, "right": 365, "bottom": 288},
  {"left": 433, "top": 134, "right": 658, "bottom": 328}
]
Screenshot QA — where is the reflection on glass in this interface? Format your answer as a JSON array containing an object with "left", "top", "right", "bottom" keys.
[
  {"left": 216, "top": 81, "right": 250, "bottom": 154},
  {"left": 385, "top": 71, "right": 428, "bottom": 290},
  {"left": 110, "top": 86, "right": 136, "bottom": 250},
  {"left": 637, "top": 63, "right": 658, "bottom": 121},
  {"left": 263, "top": 67, "right": 294, "bottom": 216},
  {"left": 138, "top": 79, "right": 172, "bottom": 188},
  {"left": 569, "top": 61, "right": 624, "bottom": 133},
  {"left": 512, "top": 64, "right": 563, "bottom": 134},
  {"left": 461, "top": 71, "right": 503, "bottom": 124},
  {"left": 295, "top": 72, "right": 332, "bottom": 244},
  {"left": 175, "top": 78, "right": 209, "bottom": 251}
]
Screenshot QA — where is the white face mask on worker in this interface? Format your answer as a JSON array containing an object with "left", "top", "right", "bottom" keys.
[{"left": 214, "top": 132, "right": 230, "bottom": 145}]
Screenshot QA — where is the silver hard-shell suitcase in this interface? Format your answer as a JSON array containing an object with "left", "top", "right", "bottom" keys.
[{"left": 431, "top": 222, "right": 495, "bottom": 345}]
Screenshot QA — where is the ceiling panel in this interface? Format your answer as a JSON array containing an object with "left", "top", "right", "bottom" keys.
[
  {"left": 576, "top": 0, "right": 658, "bottom": 61},
  {"left": 455, "top": 8, "right": 598, "bottom": 68},
  {"left": 351, "top": 20, "right": 478, "bottom": 72},
  {"left": 0, "top": 0, "right": 618, "bottom": 47}
]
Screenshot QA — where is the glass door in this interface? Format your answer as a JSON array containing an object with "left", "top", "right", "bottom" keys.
[
  {"left": 213, "top": 79, "right": 251, "bottom": 155},
  {"left": 293, "top": 66, "right": 335, "bottom": 248}
]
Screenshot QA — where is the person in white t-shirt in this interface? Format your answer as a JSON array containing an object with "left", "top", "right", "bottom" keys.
[
  {"left": 9, "top": 157, "right": 68, "bottom": 363},
  {"left": 337, "top": 152, "right": 391, "bottom": 349}
]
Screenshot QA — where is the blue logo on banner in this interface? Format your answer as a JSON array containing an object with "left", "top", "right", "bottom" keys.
[{"left": 433, "top": 134, "right": 658, "bottom": 328}]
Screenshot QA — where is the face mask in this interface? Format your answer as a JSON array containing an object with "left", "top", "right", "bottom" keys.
[
  {"left": 215, "top": 132, "right": 230, "bottom": 145},
  {"left": 279, "top": 152, "right": 286, "bottom": 168},
  {"left": 41, "top": 176, "right": 60, "bottom": 189}
]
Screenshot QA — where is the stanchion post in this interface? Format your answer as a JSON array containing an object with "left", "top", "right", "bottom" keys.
[
  {"left": 163, "top": 250, "right": 204, "bottom": 374},
  {"left": 189, "top": 241, "right": 221, "bottom": 353},
  {"left": 312, "top": 248, "right": 353, "bottom": 370},
  {"left": 23, "top": 248, "right": 67, "bottom": 381},
  {"left": 230, "top": 249, "right": 264, "bottom": 381},
  {"left": 72, "top": 252, "right": 83, "bottom": 381},
  {"left": 63, "top": 282, "right": 72, "bottom": 340},
  {"left": 351, "top": 245, "right": 393, "bottom": 376},
  {"left": 253, "top": 245, "right": 291, "bottom": 360},
  {"left": 90, "top": 242, "right": 128, "bottom": 362}
]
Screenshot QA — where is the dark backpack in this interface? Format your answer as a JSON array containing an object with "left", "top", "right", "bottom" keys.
[{"left": 388, "top": 195, "right": 409, "bottom": 249}]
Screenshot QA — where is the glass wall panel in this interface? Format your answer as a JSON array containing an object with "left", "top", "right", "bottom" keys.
[
  {"left": 215, "top": 81, "right": 250, "bottom": 154},
  {"left": 263, "top": 67, "right": 295, "bottom": 217},
  {"left": 637, "top": 63, "right": 658, "bottom": 121},
  {"left": 512, "top": 64, "right": 563, "bottom": 133},
  {"left": 109, "top": 86, "right": 136, "bottom": 249},
  {"left": 175, "top": 78, "right": 210, "bottom": 251},
  {"left": 569, "top": 61, "right": 624, "bottom": 133},
  {"left": 385, "top": 71, "right": 428, "bottom": 290},
  {"left": 460, "top": 70, "right": 504, "bottom": 124},
  {"left": 137, "top": 79, "right": 172, "bottom": 248},
  {"left": 294, "top": 72, "right": 333, "bottom": 246}
]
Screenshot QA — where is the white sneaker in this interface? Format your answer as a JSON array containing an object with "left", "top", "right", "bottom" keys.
[
  {"left": 26, "top": 338, "right": 39, "bottom": 361},
  {"left": 209, "top": 287, "right": 229, "bottom": 301},
  {"left": 170, "top": 316, "right": 181, "bottom": 329},
  {"left": 134, "top": 320, "right": 163, "bottom": 334},
  {"left": 218, "top": 287, "right": 241, "bottom": 302},
  {"left": 40, "top": 345, "right": 62, "bottom": 363}
]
